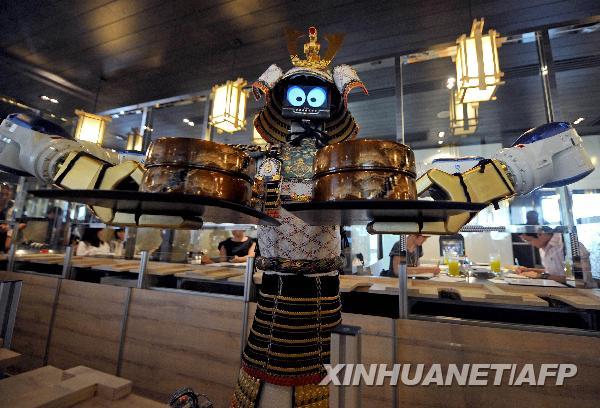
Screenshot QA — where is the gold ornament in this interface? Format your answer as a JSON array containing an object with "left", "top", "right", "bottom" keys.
[{"left": 286, "top": 26, "right": 344, "bottom": 70}]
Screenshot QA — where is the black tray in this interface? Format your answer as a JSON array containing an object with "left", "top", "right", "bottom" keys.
[
  {"left": 282, "top": 199, "right": 487, "bottom": 226},
  {"left": 30, "top": 190, "right": 280, "bottom": 226}
]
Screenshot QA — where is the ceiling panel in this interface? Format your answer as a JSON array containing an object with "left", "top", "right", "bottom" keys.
[{"left": 0, "top": 1, "right": 599, "bottom": 151}]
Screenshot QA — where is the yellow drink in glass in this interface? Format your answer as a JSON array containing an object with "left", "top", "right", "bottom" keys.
[
  {"left": 448, "top": 260, "right": 461, "bottom": 277},
  {"left": 490, "top": 259, "right": 501, "bottom": 273}
]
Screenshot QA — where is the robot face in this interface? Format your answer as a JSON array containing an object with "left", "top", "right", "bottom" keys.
[{"left": 282, "top": 84, "right": 331, "bottom": 120}]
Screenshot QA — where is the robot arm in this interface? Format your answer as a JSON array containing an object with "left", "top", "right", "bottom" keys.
[
  {"left": 372, "top": 122, "right": 594, "bottom": 235},
  {"left": 1, "top": 114, "right": 202, "bottom": 228},
  {"left": 0, "top": 114, "right": 147, "bottom": 224},
  {"left": 0, "top": 113, "right": 120, "bottom": 184}
]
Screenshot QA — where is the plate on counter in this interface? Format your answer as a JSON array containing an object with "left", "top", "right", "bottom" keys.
[{"left": 503, "top": 278, "right": 567, "bottom": 288}]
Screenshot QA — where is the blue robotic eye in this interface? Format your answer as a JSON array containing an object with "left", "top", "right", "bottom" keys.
[
  {"left": 287, "top": 86, "right": 306, "bottom": 107},
  {"left": 306, "top": 87, "right": 327, "bottom": 107}
]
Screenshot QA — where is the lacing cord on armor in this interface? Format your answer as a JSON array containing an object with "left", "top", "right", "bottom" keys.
[
  {"left": 315, "top": 276, "right": 323, "bottom": 367},
  {"left": 265, "top": 275, "right": 283, "bottom": 370},
  {"left": 287, "top": 121, "right": 332, "bottom": 147}
]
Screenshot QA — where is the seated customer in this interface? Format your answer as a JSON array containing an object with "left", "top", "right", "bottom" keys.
[
  {"left": 218, "top": 230, "right": 256, "bottom": 263},
  {"left": 111, "top": 228, "right": 126, "bottom": 257},
  {"left": 383, "top": 234, "right": 429, "bottom": 277},
  {"left": 518, "top": 231, "right": 592, "bottom": 285},
  {"left": 76, "top": 228, "right": 110, "bottom": 256}
]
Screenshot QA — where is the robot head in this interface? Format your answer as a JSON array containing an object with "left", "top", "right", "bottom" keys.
[
  {"left": 278, "top": 73, "right": 339, "bottom": 121},
  {"left": 252, "top": 27, "right": 367, "bottom": 145},
  {"left": 282, "top": 83, "right": 331, "bottom": 120}
]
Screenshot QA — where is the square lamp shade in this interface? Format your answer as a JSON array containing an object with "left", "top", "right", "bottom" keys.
[
  {"left": 450, "top": 90, "right": 479, "bottom": 135},
  {"left": 74, "top": 110, "right": 111, "bottom": 145},
  {"left": 126, "top": 130, "right": 143, "bottom": 151},
  {"left": 455, "top": 18, "right": 504, "bottom": 104},
  {"left": 209, "top": 78, "right": 249, "bottom": 133}
]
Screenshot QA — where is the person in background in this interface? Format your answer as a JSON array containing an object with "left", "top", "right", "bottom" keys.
[
  {"left": 518, "top": 230, "right": 593, "bottom": 286},
  {"left": 0, "top": 184, "right": 15, "bottom": 252},
  {"left": 1, "top": 200, "right": 26, "bottom": 251},
  {"left": 384, "top": 234, "right": 430, "bottom": 277},
  {"left": 111, "top": 228, "right": 126, "bottom": 257},
  {"left": 218, "top": 230, "right": 256, "bottom": 263},
  {"left": 44, "top": 206, "right": 65, "bottom": 248},
  {"left": 75, "top": 228, "right": 110, "bottom": 256},
  {"left": 0, "top": 203, "right": 10, "bottom": 253},
  {"left": 525, "top": 210, "right": 541, "bottom": 225}
]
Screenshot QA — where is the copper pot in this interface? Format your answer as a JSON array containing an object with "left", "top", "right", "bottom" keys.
[
  {"left": 313, "top": 139, "right": 416, "bottom": 201},
  {"left": 145, "top": 137, "right": 255, "bottom": 178},
  {"left": 141, "top": 138, "right": 255, "bottom": 205}
]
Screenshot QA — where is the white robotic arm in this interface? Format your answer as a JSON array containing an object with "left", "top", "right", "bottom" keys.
[
  {"left": 372, "top": 122, "right": 594, "bottom": 235},
  {"left": 494, "top": 122, "right": 594, "bottom": 194},
  {"left": 0, "top": 113, "right": 118, "bottom": 184},
  {"left": 0, "top": 114, "right": 202, "bottom": 228}
]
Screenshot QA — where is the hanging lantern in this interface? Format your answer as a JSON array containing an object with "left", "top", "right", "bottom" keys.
[
  {"left": 74, "top": 109, "right": 111, "bottom": 145},
  {"left": 209, "top": 78, "right": 248, "bottom": 133},
  {"left": 455, "top": 18, "right": 503, "bottom": 103},
  {"left": 450, "top": 89, "right": 479, "bottom": 135},
  {"left": 126, "top": 128, "right": 144, "bottom": 151}
]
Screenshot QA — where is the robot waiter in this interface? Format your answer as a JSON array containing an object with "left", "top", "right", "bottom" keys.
[{"left": 0, "top": 27, "right": 594, "bottom": 408}]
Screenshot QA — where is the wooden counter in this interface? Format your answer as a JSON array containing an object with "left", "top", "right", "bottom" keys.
[{"left": 336, "top": 274, "right": 600, "bottom": 310}]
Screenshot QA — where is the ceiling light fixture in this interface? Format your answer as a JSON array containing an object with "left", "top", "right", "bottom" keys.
[
  {"left": 438, "top": 131, "right": 445, "bottom": 138},
  {"left": 574, "top": 117, "right": 585, "bottom": 125},
  {"left": 449, "top": 89, "right": 479, "bottom": 135},
  {"left": 74, "top": 110, "right": 111, "bottom": 145},
  {"left": 126, "top": 128, "right": 144, "bottom": 152},
  {"left": 40, "top": 95, "right": 59, "bottom": 103},
  {"left": 438, "top": 140, "right": 444, "bottom": 145},
  {"left": 455, "top": 18, "right": 504, "bottom": 103},
  {"left": 209, "top": 78, "right": 249, "bottom": 133},
  {"left": 183, "top": 118, "right": 190, "bottom": 123},
  {"left": 446, "top": 77, "right": 456, "bottom": 89}
]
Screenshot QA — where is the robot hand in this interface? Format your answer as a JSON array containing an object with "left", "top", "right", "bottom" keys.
[{"left": 378, "top": 122, "right": 594, "bottom": 235}]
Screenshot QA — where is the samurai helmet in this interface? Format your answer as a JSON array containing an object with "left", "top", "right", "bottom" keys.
[{"left": 252, "top": 27, "right": 368, "bottom": 145}]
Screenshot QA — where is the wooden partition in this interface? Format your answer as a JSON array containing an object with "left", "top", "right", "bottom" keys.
[
  {"left": 343, "top": 313, "right": 395, "bottom": 407},
  {"left": 0, "top": 271, "right": 58, "bottom": 371},
  {"left": 392, "top": 319, "right": 600, "bottom": 407},
  {"left": 46, "top": 279, "right": 129, "bottom": 374},
  {"left": 120, "top": 289, "right": 244, "bottom": 407},
  {"left": 4, "top": 272, "right": 600, "bottom": 407}
]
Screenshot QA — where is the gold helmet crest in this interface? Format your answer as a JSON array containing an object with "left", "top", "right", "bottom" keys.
[{"left": 286, "top": 26, "right": 344, "bottom": 71}]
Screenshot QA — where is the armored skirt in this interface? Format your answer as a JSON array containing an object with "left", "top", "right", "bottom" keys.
[{"left": 233, "top": 211, "right": 342, "bottom": 407}]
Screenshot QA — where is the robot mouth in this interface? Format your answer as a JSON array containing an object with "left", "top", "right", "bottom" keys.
[{"left": 293, "top": 109, "right": 320, "bottom": 115}]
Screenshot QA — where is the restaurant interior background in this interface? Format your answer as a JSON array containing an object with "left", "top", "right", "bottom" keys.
[
  {"left": 1, "top": 1, "right": 599, "bottom": 278},
  {"left": 1, "top": 1, "right": 600, "bottom": 406}
]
